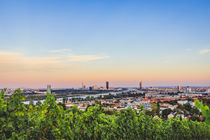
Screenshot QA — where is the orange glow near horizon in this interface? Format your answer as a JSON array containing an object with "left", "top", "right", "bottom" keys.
[{"left": 0, "top": 50, "right": 210, "bottom": 88}]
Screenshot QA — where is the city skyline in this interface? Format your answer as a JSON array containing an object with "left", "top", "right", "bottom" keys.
[
  {"left": 1, "top": 81, "right": 210, "bottom": 89},
  {"left": 0, "top": 0, "right": 210, "bottom": 88}
]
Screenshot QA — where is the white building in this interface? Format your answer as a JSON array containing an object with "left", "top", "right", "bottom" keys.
[
  {"left": 185, "top": 87, "right": 191, "bottom": 93},
  {"left": 177, "top": 100, "right": 188, "bottom": 105}
]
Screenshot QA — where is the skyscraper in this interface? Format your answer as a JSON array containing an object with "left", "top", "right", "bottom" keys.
[
  {"left": 186, "top": 86, "right": 191, "bottom": 93},
  {"left": 106, "top": 81, "right": 109, "bottom": 90},
  {"left": 47, "top": 85, "right": 51, "bottom": 93},
  {"left": 139, "top": 81, "right": 143, "bottom": 89},
  {"left": 89, "top": 86, "right": 93, "bottom": 91},
  {"left": 82, "top": 82, "right": 86, "bottom": 89},
  {"left": 178, "top": 85, "right": 182, "bottom": 92},
  {"left": 93, "top": 85, "right": 98, "bottom": 90}
]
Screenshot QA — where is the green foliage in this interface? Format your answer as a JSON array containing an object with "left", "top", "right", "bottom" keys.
[
  {"left": 195, "top": 99, "right": 210, "bottom": 125},
  {"left": 190, "top": 115, "right": 200, "bottom": 121},
  {"left": 162, "top": 109, "right": 172, "bottom": 119},
  {"left": 0, "top": 90, "right": 210, "bottom": 139}
]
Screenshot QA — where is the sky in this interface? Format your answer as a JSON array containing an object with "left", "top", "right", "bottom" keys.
[{"left": 0, "top": 0, "right": 210, "bottom": 88}]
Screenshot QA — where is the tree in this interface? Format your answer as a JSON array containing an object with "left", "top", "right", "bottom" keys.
[
  {"left": 184, "top": 103, "right": 192, "bottom": 112},
  {"left": 195, "top": 100, "right": 210, "bottom": 125},
  {"left": 145, "top": 110, "right": 155, "bottom": 117},
  {"left": 0, "top": 90, "right": 210, "bottom": 139},
  {"left": 29, "top": 100, "right": 34, "bottom": 105},
  {"left": 157, "top": 101, "right": 160, "bottom": 116},
  {"left": 36, "top": 100, "right": 42, "bottom": 106},
  {"left": 162, "top": 109, "right": 172, "bottom": 119},
  {"left": 190, "top": 115, "right": 200, "bottom": 121},
  {"left": 151, "top": 103, "right": 157, "bottom": 112},
  {"left": 57, "top": 102, "right": 66, "bottom": 110}
]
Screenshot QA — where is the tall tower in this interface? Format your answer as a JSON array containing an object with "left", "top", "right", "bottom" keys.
[
  {"left": 139, "top": 81, "right": 143, "bottom": 90},
  {"left": 178, "top": 85, "right": 182, "bottom": 92},
  {"left": 47, "top": 85, "right": 51, "bottom": 93},
  {"left": 82, "top": 82, "right": 85, "bottom": 89},
  {"left": 93, "top": 85, "right": 98, "bottom": 90},
  {"left": 106, "top": 81, "right": 109, "bottom": 90}
]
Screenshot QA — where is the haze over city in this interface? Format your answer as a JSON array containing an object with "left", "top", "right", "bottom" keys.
[{"left": 0, "top": 0, "right": 210, "bottom": 88}]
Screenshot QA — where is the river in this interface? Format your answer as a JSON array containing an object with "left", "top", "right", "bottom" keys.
[{"left": 23, "top": 89, "right": 134, "bottom": 105}]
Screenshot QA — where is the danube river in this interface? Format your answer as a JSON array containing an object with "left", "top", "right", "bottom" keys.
[{"left": 23, "top": 89, "right": 134, "bottom": 105}]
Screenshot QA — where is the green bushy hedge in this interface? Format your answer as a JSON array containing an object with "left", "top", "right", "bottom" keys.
[{"left": 0, "top": 89, "right": 210, "bottom": 140}]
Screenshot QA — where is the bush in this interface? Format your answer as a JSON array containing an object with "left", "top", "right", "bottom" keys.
[{"left": 0, "top": 89, "right": 210, "bottom": 139}]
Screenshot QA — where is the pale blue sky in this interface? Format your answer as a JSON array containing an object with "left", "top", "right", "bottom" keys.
[{"left": 0, "top": 0, "right": 210, "bottom": 88}]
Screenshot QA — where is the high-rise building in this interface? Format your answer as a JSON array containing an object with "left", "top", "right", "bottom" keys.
[
  {"left": 139, "top": 81, "right": 143, "bottom": 89},
  {"left": 185, "top": 87, "right": 191, "bottom": 93},
  {"left": 207, "top": 88, "right": 210, "bottom": 93},
  {"left": 47, "top": 85, "right": 51, "bottom": 93},
  {"left": 82, "top": 82, "right": 86, "bottom": 89},
  {"left": 89, "top": 86, "right": 93, "bottom": 91},
  {"left": 178, "top": 85, "right": 182, "bottom": 92},
  {"left": 106, "top": 81, "right": 109, "bottom": 90},
  {"left": 93, "top": 85, "right": 98, "bottom": 90}
]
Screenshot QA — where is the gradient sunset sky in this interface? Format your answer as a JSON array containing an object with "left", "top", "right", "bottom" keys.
[{"left": 0, "top": 0, "right": 210, "bottom": 88}]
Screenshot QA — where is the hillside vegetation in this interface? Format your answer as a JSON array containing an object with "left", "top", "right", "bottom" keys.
[{"left": 0, "top": 89, "right": 210, "bottom": 140}]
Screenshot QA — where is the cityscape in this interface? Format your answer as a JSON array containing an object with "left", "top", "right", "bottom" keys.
[
  {"left": 0, "top": 0, "right": 210, "bottom": 139},
  {"left": 1, "top": 81, "right": 210, "bottom": 121}
]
